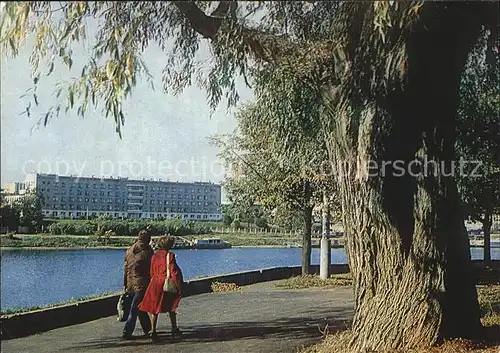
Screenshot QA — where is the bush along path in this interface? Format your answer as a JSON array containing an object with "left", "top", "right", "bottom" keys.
[
  {"left": 0, "top": 233, "right": 190, "bottom": 249},
  {"left": 47, "top": 219, "right": 218, "bottom": 237}
]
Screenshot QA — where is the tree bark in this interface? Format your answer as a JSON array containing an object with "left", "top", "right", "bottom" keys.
[
  {"left": 322, "top": 4, "right": 486, "bottom": 351},
  {"left": 302, "top": 180, "right": 313, "bottom": 275},
  {"left": 302, "top": 205, "right": 313, "bottom": 275},
  {"left": 482, "top": 209, "right": 492, "bottom": 262}
]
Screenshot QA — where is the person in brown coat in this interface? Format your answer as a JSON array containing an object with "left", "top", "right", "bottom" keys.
[{"left": 122, "top": 229, "right": 153, "bottom": 339}]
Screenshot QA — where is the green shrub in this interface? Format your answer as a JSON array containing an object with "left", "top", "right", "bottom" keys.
[
  {"left": 48, "top": 220, "right": 96, "bottom": 235},
  {"left": 73, "top": 221, "right": 96, "bottom": 235},
  {"left": 223, "top": 214, "right": 233, "bottom": 226},
  {"left": 97, "top": 220, "right": 131, "bottom": 236},
  {"left": 47, "top": 219, "right": 214, "bottom": 237},
  {"left": 255, "top": 217, "right": 268, "bottom": 229},
  {"left": 231, "top": 219, "right": 241, "bottom": 229}
]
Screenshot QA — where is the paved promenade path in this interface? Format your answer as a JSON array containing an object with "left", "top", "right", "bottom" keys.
[{"left": 2, "top": 281, "right": 354, "bottom": 353}]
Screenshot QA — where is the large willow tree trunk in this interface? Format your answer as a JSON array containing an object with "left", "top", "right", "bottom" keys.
[{"left": 323, "top": 4, "right": 487, "bottom": 351}]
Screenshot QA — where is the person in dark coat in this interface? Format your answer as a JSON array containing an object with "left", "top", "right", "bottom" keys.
[{"left": 122, "top": 229, "right": 153, "bottom": 339}]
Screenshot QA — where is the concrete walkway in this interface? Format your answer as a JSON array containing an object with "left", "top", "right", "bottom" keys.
[{"left": 2, "top": 281, "right": 354, "bottom": 353}]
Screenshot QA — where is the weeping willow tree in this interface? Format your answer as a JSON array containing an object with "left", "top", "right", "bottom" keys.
[{"left": 1, "top": 1, "right": 498, "bottom": 351}]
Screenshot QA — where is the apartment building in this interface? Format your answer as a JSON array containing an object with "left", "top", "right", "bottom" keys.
[
  {"left": 1, "top": 182, "right": 31, "bottom": 195},
  {"left": 29, "top": 173, "right": 222, "bottom": 220}
]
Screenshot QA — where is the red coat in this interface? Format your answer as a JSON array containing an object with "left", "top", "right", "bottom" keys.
[{"left": 138, "top": 249, "right": 182, "bottom": 314}]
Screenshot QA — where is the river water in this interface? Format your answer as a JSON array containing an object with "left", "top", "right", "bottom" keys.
[{"left": 1, "top": 247, "right": 498, "bottom": 311}]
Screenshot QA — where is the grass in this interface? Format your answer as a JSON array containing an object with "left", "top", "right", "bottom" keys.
[
  {"left": 300, "top": 284, "right": 500, "bottom": 353},
  {"left": 0, "top": 291, "right": 118, "bottom": 316},
  {"left": 478, "top": 285, "right": 500, "bottom": 327},
  {"left": 276, "top": 273, "right": 353, "bottom": 289},
  {"left": 185, "top": 232, "right": 301, "bottom": 247},
  {"left": 0, "top": 232, "right": 302, "bottom": 249},
  {"left": 0, "top": 234, "right": 133, "bottom": 249},
  {"left": 301, "top": 333, "right": 500, "bottom": 353}
]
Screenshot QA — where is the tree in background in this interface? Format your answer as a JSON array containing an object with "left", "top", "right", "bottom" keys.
[
  {"left": 2, "top": 2, "right": 498, "bottom": 350},
  {"left": 0, "top": 203, "right": 21, "bottom": 232},
  {"left": 211, "top": 101, "right": 326, "bottom": 274},
  {"left": 13, "top": 191, "right": 44, "bottom": 233},
  {"left": 457, "top": 28, "right": 500, "bottom": 262},
  {"left": 220, "top": 205, "right": 234, "bottom": 226},
  {"left": 221, "top": 191, "right": 268, "bottom": 229}
]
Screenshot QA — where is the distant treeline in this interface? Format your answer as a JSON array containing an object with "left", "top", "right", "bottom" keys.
[{"left": 47, "top": 219, "right": 223, "bottom": 237}]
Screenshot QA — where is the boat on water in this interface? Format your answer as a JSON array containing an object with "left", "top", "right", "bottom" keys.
[{"left": 193, "top": 237, "right": 232, "bottom": 249}]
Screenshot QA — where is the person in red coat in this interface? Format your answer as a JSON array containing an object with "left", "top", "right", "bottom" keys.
[{"left": 139, "top": 235, "right": 183, "bottom": 339}]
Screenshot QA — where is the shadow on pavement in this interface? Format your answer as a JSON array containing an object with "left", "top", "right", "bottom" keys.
[{"left": 69, "top": 309, "right": 352, "bottom": 351}]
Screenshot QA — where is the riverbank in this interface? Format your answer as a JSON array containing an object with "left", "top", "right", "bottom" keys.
[
  {"left": 1, "top": 233, "right": 497, "bottom": 250},
  {"left": 0, "top": 246, "right": 130, "bottom": 251},
  {"left": 0, "top": 232, "right": 305, "bottom": 249},
  {"left": 0, "top": 245, "right": 295, "bottom": 251},
  {"left": 0, "top": 235, "right": 133, "bottom": 249}
]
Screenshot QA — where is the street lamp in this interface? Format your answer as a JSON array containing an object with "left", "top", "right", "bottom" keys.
[{"left": 320, "top": 191, "right": 331, "bottom": 280}]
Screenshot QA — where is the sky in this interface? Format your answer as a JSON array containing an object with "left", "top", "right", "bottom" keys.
[{"left": 0, "top": 18, "right": 254, "bottom": 188}]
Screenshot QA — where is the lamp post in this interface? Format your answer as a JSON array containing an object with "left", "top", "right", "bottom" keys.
[{"left": 320, "top": 191, "right": 331, "bottom": 280}]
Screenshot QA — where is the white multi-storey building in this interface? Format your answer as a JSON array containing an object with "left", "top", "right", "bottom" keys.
[{"left": 27, "top": 173, "right": 222, "bottom": 220}]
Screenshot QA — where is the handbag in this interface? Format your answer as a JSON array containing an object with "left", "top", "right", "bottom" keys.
[
  {"left": 116, "top": 292, "right": 132, "bottom": 322},
  {"left": 163, "top": 252, "right": 179, "bottom": 294}
]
